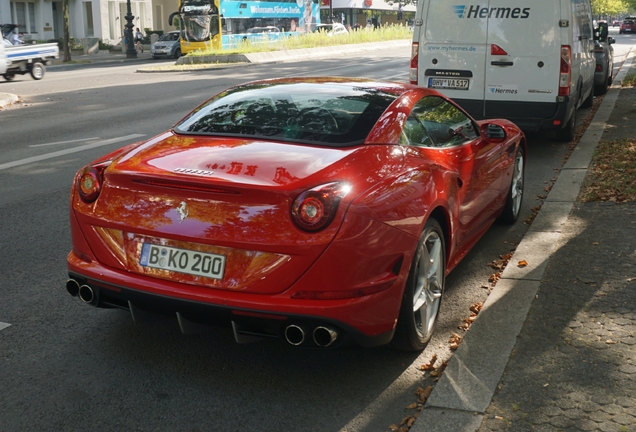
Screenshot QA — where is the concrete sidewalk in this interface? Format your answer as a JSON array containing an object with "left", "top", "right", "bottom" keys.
[{"left": 412, "top": 51, "right": 636, "bottom": 432}]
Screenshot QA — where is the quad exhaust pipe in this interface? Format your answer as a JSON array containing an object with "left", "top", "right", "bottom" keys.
[
  {"left": 313, "top": 326, "right": 338, "bottom": 348},
  {"left": 284, "top": 323, "right": 309, "bottom": 346},
  {"left": 284, "top": 323, "right": 339, "bottom": 347},
  {"left": 66, "top": 279, "right": 98, "bottom": 305},
  {"left": 66, "top": 279, "right": 80, "bottom": 297}
]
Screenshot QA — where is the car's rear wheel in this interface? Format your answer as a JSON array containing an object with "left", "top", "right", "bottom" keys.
[
  {"left": 391, "top": 219, "right": 445, "bottom": 352},
  {"left": 498, "top": 146, "right": 525, "bottom": 224},
  {"left": 30, "top": 62, "right": 45, "bottom": 80}
]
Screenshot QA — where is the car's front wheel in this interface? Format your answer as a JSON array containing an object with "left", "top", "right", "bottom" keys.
[
  {"left": 498, "top": 146, "right": 525, "bottom": 224},
  {"left": 391, "top": 219, "right": 446, "bottom": 352},
  {"left": 174, "top": 48, "right": 181, "bottom": 59}
]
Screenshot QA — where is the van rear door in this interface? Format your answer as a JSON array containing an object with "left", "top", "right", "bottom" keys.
[
  {"left": 483, "top": 1, "right": 560, "bottom": 118},
  {"left": 417, "top": 1, "right": 489, "bottom": 116}
]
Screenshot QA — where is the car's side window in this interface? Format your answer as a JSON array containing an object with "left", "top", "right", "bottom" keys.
[
  {"left": 400, "top": 114, "right": 433, "bottom": 147},
  {"left": 407, "top": 96, "right": 478, "bottom": 147}
]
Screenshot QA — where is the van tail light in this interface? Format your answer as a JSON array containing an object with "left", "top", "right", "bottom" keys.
[
  {"left": 77, "top": 161, "right": 111, "bottom": 203},
  {"left": 409, "top": 42, "right": 419, "bottom": 84},
  {"left": 291, "top": 182, "right": 351, "bottom": 232},
  {"left": 559, "top": 45, "right": 572, "bottom": 96}
]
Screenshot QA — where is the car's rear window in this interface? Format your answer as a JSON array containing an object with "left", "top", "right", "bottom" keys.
[{"left": 174, "top": 82, "right": 397, "bottom": 147}]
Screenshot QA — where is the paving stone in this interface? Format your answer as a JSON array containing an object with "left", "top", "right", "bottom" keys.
[
  {"left": 549, "top": 415, "right": 573, "bottom": 428},
  {"left": 580, "top": 401, "right": 602, "bottom": 413},
  {"left": 574, "top": 418, "right": 601, "bottom": 431},
  {"left": 612, "top": 413, "right": 636, "bottom": 425},
  {"left": 617, "top": 396, "right": 636, "bottom": 408},
  {"left": 619, "top": 364, "right": 636, "bottom": 374},
  {"left": 600, "top": 404, "right": 623, "bottom": 415},
  {"left": 592, "top": 394, "right": 616, "bottom": 405}
]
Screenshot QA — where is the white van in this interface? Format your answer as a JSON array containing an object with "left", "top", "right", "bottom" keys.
[{"left": 409, "top": 0, "right": 596, "bottom": 141}]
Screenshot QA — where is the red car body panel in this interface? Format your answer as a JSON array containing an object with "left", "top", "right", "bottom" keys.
[{"left": 67, "top": 78, "right": 526, "bottom": 347}]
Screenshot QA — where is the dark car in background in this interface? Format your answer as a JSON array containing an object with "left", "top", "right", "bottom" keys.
[
  {"left": 619, "top": 18, "right": 636, "bottom": 34},
  {"left": 151, "top": 31, "right": 181, "bottom": 59}
]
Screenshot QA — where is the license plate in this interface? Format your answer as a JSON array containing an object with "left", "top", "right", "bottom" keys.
[
  {"left": 428, "top": 78, "right": 470, "bottom": 90},
  {"left": 139, "top": 243, "right": 226, "bottom": 280}
]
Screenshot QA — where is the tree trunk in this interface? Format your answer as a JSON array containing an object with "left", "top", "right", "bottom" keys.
[{"left": 63, "top": 0, "right": 72, "bottom": 62}]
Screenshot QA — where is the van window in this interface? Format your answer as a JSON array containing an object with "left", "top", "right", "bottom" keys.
[{"left": 403, "top": 96, "right": 478, "bottom": 147}]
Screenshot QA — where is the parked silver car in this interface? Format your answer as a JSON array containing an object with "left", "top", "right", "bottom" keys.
[
  {"left": 594, "top": 24, "right": 614, "bottom": 95},
  {"left": 151, "top": 31, "right": 181, "bottom": 59}
]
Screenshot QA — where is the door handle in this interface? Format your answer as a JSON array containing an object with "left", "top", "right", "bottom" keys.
[{"left": 491, "top": 61, "right": 514, "bottom": 66}]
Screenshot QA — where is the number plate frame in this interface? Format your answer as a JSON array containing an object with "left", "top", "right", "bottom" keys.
[
  {"left": 428, "top": 78, "right": 470, "bottom": 90},
  {"left": 139, "top": 243, "right": 226, "bottom": 280}
]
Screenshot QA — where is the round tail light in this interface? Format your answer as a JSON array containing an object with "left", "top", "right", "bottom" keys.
[
  {"left": 77, "top": 161, "right": 111, "bottom": 203},
  {"left": 292, "top": 182, "right": 351, "bottom": 232}
]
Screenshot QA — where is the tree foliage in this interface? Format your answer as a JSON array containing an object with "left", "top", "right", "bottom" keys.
[{"left": 591, "top": 0, "right": 630, "bottom": 16}]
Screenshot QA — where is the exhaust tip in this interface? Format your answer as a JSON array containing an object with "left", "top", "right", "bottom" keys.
[
  {"left": 66, "top": 279, "right": 80, "bottom": 297},
  {"left": 313, "top": 326, "right": 338, "bottom": 348},
  {"left": 78, "top": 285, "right": 95, "bottom": 304},
  {"left": 284, "top": 324, "right": 306, "bottom": 346}
]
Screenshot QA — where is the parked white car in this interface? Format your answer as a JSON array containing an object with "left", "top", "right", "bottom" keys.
[{"left": 313, "top": 23, "right": 348, "bottom": 36}]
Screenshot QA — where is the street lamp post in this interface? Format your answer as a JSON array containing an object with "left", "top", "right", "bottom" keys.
[{"left": 124, "top": 0, "right": 137, "bottom": 58}]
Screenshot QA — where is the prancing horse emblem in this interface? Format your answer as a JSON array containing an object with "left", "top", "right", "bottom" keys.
[{"left": 176, "top": 201, "right": 189, "bottom": 222}]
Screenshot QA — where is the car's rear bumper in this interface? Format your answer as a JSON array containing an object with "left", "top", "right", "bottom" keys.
[{"left": 67, "top": 250, "right": 400, "bottom": 348}]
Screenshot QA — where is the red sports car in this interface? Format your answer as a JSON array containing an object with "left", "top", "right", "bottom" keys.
[{"left": 67, "top": 77, "right": 526, "bottom": 351}]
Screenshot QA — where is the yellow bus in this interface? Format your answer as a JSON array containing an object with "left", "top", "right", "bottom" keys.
[{"left": 169, "top": 0, "right": 223, "bottom": 54}]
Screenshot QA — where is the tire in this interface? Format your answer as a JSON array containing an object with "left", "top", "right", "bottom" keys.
[
  {"left": 595, "top": 81, "right": 608, "bottom": 96},
  {"left": 556, "top": 108, "right": 576, "bottom": 142},
  {"left": 391, "top": 219, "right": 446, "bottom": 352},
  {"left": 3, "top": 73, "right": 15, "bottom": 81},
  {"left": 497, "top": 146, "right": 525, "bottom": 224},
  {"left": 581, "top": 85, "right": 594, "bottom": 108},
  {"left": 174, "top": 48, "right": 181, "bottom": 59},
  {"left": 30, "top": 62, "right": 45, "bottom": 80}
]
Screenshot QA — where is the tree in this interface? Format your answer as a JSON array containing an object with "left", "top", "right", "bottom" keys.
[
  {"left": 62, "top": 0, "right": 71, "bottom": 62},
  {"left": 591, "top": 0, "right": 629, "bottom": 16}
]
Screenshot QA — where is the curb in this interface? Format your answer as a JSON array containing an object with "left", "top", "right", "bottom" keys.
[{"left": 411, "top": 49, "right": 636, "bottom": 432}]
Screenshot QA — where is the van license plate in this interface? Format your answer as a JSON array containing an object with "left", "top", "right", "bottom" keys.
[
  {"left": 428, "top": 78, "right": 469, "bottom": 90},
  {"left": 139, "top": 243, "right": 226, "bottom": 280}
]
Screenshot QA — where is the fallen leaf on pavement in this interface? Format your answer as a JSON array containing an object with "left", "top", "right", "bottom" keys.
[
  {"left": 406, "top": 402, "right": 418, "bottom": 410},
  {"left": 517, "top": 260, "right": 528, "bottom": 267},
  {"left": 415, "top": 386, "right": 433, "bottom": 402},
  {"left": 449, "top": 333, "right": 463, "bottom": 350},
  {"left": 420, "top": 354, "right": 437, "bottom": 371}
]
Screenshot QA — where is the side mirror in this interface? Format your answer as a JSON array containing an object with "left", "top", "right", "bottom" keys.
[{"left": 483, "top": 124, "right": 506, "bottom": 141}]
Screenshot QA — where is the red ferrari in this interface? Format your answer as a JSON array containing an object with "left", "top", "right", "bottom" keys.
[{"left": 67, "top": 77, "right": 526, "bottom": 351}]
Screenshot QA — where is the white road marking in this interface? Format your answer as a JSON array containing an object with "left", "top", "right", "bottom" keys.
[
  {"left": 381, "top": 72, "right": 408, "bottom": 80},
  {"left": 0, "top": 322, "right": 10, "bottom": 331},
  {"left": 0, "top": 134, "right": 146, "bottom": 172},
  {"left": 29, "top": 137, "right": 100, "bottom": 148}
]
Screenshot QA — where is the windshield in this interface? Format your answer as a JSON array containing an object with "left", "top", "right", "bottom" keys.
[
  {"left": 175, "top": 82, "right": 397, "bottom": 147},
  {"left": 158, "top": 32, "right": 179, "bottom": 42}
]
